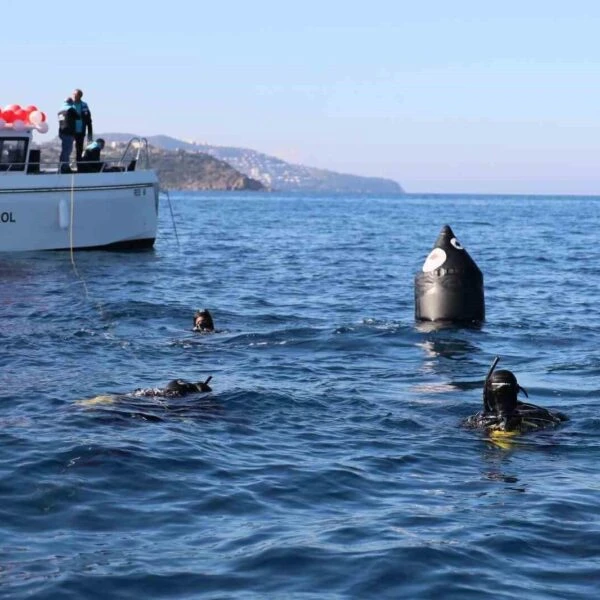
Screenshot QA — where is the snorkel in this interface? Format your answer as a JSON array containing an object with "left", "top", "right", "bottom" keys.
[
  {"left": 195, "top": 376, "right": 213, "bottom": 392},
  {"left": 483, "top": 356, "right": 500, "bottom": 412}
]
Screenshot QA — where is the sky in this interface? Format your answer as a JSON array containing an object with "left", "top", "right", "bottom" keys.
[{"left": 4, "top": 0, "right": 600, "bottom": 194}]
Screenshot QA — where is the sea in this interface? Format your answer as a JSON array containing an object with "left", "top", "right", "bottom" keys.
[{"left": 1, "top": 191, "right": 600, "bottom": 599}]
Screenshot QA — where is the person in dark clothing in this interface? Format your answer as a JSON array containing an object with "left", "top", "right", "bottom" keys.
[
  {"left": 58, "top": 98, "right": 77, "bottom": 173},
  {"left": 78, "top": 138, "right": 105, "bottom": 172},
  {"left": 71, "top": 88, "right": 93, "bottom": 161},
  {"left": 464, "top": 357, "right": 568, "bottom": 435}
]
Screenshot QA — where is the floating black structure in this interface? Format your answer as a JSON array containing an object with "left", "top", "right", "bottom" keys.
[{"left": 414, "top": 225, "right": 485, "bottom": 323}]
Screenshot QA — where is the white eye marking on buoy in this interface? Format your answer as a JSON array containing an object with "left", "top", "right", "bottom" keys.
[
  {"left": 450, "top": 237, "right": 464, "bottom": 250},
  {"left": 422, "top": 248, "right": 447, "bottom": 272}
]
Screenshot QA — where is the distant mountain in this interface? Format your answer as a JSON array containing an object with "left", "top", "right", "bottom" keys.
[{"left": 101, "top": 134, "right": 404, "bottom": 194}]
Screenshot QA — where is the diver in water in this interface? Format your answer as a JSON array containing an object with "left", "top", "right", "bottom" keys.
[
  {"left": 131, "top": 377, "right": 213, "bottom": 398},
  {"left": 464, "top": 357, "right": 567, "bottom": 433},
  {"left": 77, "top": 376, "right": 214, "bottom": 410},
  {"left": 193, "top": 308, "right": 215, "bottom": 332}
]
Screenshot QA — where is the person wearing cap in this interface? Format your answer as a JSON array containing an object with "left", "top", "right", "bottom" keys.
[
  {"left": 78, "top": 138, "right": 105, "bottom": 172},
  {"left": 57, "top": 97, "right": 78, "bottom": 173},
  {"left": 71, "top": 88, "right": 93, "bottom": 161},
  {"left": 464, "top": 357, "right": 568, "bottom": 434}
]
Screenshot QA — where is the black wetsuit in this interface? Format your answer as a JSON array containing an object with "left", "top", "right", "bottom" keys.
[
  {"left": 464, "top": 401, "right": 568, "bottom": 433},
  {"left": 130, "top": 379, "right": 212, "bottom": 398}
]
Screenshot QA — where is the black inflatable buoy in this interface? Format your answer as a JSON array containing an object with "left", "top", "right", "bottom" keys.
[{"left": 414, "top": 225, "right": 485, "bottom": 323}]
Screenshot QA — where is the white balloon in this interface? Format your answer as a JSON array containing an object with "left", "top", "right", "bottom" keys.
[
  {"left": 29, "top": 110, "right": 43, "bottom": 125},
  {"left": 36, "top": 121, "right": 49, "bottom": 134},
  {"left": 13, "top": 120, "right": 26, "bottom": 131}
]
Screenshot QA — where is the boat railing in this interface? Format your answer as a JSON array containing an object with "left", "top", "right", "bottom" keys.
[
  {"left": 0, "top": 162, "right": 28, "bottom": 173},
  {"left": 0, "top": 137, "right": 153, "bottom": 175},
  {"left": 117, "top": 137, "right": 151, "bottom": 170},
  {"left": 0, "top": 160, "right": 145, "bottom": 175}
]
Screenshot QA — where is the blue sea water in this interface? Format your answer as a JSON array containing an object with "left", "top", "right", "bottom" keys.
[{"left": 1, "top": 191, "right": 600, "bottom": 599}]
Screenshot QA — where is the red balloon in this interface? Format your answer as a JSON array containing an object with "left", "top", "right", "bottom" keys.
[
  {"left": 24, "top": 105, "right": 38, "bottom": 113},
  {"left": 2, "top": 110, "right": 15, "bottom": 123},
  {"left": 40, "top": 111, "right": 46, "bottom": 122},
  {"left": 15, "top": 109, "right": 28, "bottom": 122},
  {"left": 4, "top": 104, "right": 21, "bottom": 113}
]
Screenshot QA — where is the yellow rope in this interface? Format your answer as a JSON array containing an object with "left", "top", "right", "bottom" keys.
[
  {"left": 68, "top": 171, "right": 89, "bottom": 297},
  {"left": 65, "top": 172, "right": 145, "bottom": 371}
]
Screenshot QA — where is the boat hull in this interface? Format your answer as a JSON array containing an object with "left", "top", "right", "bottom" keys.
[{"left": 0, "top": 170, "right": 159, "bottom": 251}]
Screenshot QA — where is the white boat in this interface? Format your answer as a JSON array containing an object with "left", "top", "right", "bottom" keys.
[{"left": 0, "top": 115, "right": 159, "bottom": 252}]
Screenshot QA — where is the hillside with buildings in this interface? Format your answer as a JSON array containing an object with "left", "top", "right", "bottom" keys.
[
  {"left": 37, "top": 138, "right": 265, "bottom": 191},
  {"left": 101, "top": 134, "right": 405, "bottom": 194}
]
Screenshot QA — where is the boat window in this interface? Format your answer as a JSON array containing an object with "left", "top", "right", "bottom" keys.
[{"left": 0, "top": 138, "right": 28, "bottom": 171}]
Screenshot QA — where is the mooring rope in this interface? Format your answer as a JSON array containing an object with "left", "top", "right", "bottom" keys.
[{"left": 66, "top": 172, "right": 147, "bottom": 370}]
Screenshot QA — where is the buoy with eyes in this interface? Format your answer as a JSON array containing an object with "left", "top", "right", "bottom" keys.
[{"left": 414, "top": 224, "right": 485, "bottom": 323}]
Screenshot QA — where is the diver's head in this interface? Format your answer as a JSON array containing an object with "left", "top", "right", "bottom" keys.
[
  {"left": 484, "top": 369, "right": 523, "bottom": 416},
  {"left": 193, "top": 308, "right": 215, "bottom": 332},
  {"left": 194, "top": 376, "right": 212, "bottom": 392},
  {"left": 165, "top": 378, "right": 212, "bottom": 395},
  {"left": 165, "top": 379, "right": 195, "bottom": 395}
]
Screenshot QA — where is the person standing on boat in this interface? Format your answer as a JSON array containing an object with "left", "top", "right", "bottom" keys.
[
  {"left": 71, "top": 88, "right": 93, "bottom": 162},
  {"left": 58, "top": 97, "right": 78, "bottom": 174}
]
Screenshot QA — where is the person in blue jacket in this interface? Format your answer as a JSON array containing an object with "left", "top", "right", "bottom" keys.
[
  {"left": 71, "top": 88, "right": 93, "bottom": 161},
  {"left": 78, "top": 138, "right": 105, "bottom": 172},
  {"left": 58, "top": 97, "right": 78, "bottom": 173}
]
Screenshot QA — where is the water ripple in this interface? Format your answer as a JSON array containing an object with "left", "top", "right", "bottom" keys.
[{"left": 2, "top": 193, "right": 600, "bottom": 599}]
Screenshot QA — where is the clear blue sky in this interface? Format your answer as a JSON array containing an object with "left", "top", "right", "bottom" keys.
[{"left": 5, "top": 1, "right": 600, "bottom": 194}]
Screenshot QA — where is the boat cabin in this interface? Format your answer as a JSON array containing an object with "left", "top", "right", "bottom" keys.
[{"left": 0, "top": 131, "right": 31, "bottom": 172}]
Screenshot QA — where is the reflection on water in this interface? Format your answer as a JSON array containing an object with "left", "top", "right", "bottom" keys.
[
  {"left": 478, "top": 441, "right": 527, "bottom": 490},
  {"left": 414, "top": 327, "right": 484, "bottom": 397},
  {"left": 414, "top": 320, "right": 483, "bottom": 335},
  {"left": 417, "top": 337, "right": 480, "bottom": 360},
  {"left": 410, "top": 381, "right": 461, "bottom": 394},
  {"left": 485, "top": 471, "right": 519, "bottom": 484}
]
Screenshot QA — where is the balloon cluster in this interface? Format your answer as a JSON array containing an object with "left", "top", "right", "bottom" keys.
[{"left": 0, "top": 104, "right": 48, "bottom": 133}]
